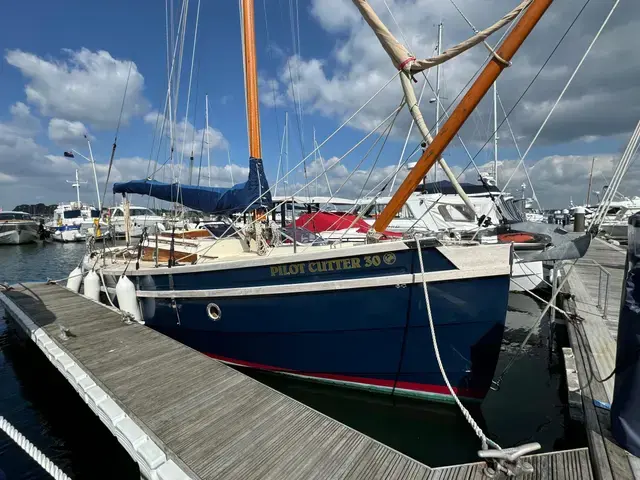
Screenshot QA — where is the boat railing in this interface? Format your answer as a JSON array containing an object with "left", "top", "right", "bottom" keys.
[{"left": 577, "top": 258, "right": 611, "bottom": 318}]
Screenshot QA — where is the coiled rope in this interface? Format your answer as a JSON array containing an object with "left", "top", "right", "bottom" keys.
[
  {"left": 0, "top": 416, "right": 71, "bottom": 480},
  {"left": 414, "top": 235, "right": 500, "bottom": 451}
]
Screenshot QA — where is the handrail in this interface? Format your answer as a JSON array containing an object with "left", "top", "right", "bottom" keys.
[{"left": 577, "top": 258, "right": 611, "bottom": 318}]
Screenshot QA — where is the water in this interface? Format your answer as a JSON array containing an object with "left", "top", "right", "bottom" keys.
[{"left": 0, "top": 243, "right": 586, "bottom": 477}]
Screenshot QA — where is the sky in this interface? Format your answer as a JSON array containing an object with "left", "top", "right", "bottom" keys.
[{"left": 0, "top": 0, "right": 639, "bottom": 211}]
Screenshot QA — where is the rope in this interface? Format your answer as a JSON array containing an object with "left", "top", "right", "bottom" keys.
[
  {"left": 456, "top": 0, "right": 593, "bottom": 182},
  {"left": 0, "top": 416, "right": 71, "bottom": 480},
  {"left": 496, "top": 91, "right": 542, "bottom": 211},
  {"left": 492, "top": 261, "right": 577, "bottom": 389},
  {"left": 100, "top": 61, "right": 134, "bottom": 210},
  {"left": 183, "top": 100, "right": 404, "bottom": 263},
  {"left": 414, "top": 235, "right": 500, "bottom": 451},
  {"left": 501, "top": 0, "right": 619, "bottom": 193}
]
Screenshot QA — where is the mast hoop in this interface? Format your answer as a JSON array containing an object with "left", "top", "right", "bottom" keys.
[{"left": 483, "top": 43, "right": 511, "bottom": 67}]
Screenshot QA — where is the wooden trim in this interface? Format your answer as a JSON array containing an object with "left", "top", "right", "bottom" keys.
[
  {"left": 374, "top": 0, "right": 553, "bottom": 232},
  {"left": 142, "top": 246, "right": 197, "bottom": 264}
]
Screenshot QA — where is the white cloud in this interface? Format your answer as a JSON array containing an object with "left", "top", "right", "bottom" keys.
[
  {"left": 48, "top": 118, "right": 94, "bottom": 146},
  {"left": 144, "top": 111, "right": 228, "bottom": 157},
  {"left": 262, "top": 0, "right": 640, "bottom": 146},
  {"left": 0, "top": 172, "right": 17, "bottom": 183},
  {"left": 6, "top": 48, "right": 149, "bottom": 129}
]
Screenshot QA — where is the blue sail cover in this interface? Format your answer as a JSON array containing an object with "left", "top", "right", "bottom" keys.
[{"left": 113, "top": 157, "right": 272, "bottom": 214}]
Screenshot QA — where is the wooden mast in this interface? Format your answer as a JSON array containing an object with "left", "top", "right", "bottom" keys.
[
  {"left": 241, "top": 0, "right": 262, "bottom": 159},
  {"left": 373, "top": 0, "right": 553, "bottom": 233}
]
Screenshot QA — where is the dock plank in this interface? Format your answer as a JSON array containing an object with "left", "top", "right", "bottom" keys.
[
  {"left": 564, "top": 237, "right": 639, "bottom": 480},
  {"left": 1, "top": 282, "right": 594, "bottom": 479}
]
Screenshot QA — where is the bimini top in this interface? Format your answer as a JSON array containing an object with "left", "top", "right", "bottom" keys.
[
  {"left": 416, "top": 180, "right": 500, "bottom": 195},
  {"left": 113, "top": 157, "right": 272, "bottom": 214}
]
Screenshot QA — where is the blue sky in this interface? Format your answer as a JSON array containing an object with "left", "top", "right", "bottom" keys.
[{"left": 1, "top": 0, "right": 639, "bottom": 209}]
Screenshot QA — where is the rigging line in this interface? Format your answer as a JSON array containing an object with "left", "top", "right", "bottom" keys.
[
  {"left": 190, "top": 104, "right": 404, "bottom": 263},
  {"left": 308, "top": 123, "right": 425, "bottom": 249},
  {"left": 261, "top": 0, "right": 282, "bottom": 148},
  {"left": 297, "top": 99, "right": 404, "bottom": 240},
  {"left": 382, "top": 0, "right": 519, "bottom": 186},
  {"left": 196, "top": 121, "right": 206, "bottom": 186},
  {"left": 494, "top": 261, "right": 578, "bottom": 388},
  {"left": 172, "top": 0, "right": 190, "bottom": 180},
  {"left": 250, "top": 71, "right": 402, "bottom": 199},
  {"left": 148, "top": 70, "right": 400, "bottom": 196},
  {"left": 502, "top": 0, "right": 619, "bottom": 193},
  {"left": 391, "top": 78, "right": 427, "bottom": 192},
  {"left": 354, "top": 101, "right": 402, "bottom": 206},
  {"left": 265, "top": 104, "right": 402, "bottom": 256},
  {"left": 167, "top": 0, "right": 188, "bottom": 187},
  {"left": 496, "top": 90, "right": 543, "bottom": 211},
  {"left": 177, "top": 0, "right": 201, "bottom": 189},
  {"left": 456, "top": 0, "right": 593, "bottom": 182},
  {"left": 189, "top": 59, "right": 202, "bottom": 163},
  {"left": 287, "top": 0, "right": 309, "bottom": 196},
  {"left": 274, "top": 114, "right": 288, "bottom": 197},
  {"left": 101, "top": 61, "right": 133, "bottom": 210}
]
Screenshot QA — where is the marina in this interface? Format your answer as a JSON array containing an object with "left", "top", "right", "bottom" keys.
[
  {"left": 1, "top": 0, "right": 639, "bottom": 477},
  {"left": 562, "top": 237, "right": 640, "bottom": 480},
  {"left": 0, "top": 280, "right": 591, "bottom": 479}
]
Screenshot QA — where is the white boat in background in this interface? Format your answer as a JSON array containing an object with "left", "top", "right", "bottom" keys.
[
  {"left": 0, "top": 211, "right": 41, "bottom": 245},
  {"left": 44, "top": 169, "right": 105, "bottom": 242},
  {"left": 46, "top": 202, "right": 100, "bottom": 242},
  {"left": 107, "top": 204, "right": 165, "bottom": 238},
  {"left": 592, "top": 198, "right": 640, "bottom": 241}
]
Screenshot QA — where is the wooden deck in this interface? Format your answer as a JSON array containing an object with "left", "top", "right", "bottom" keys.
[
  {"left": 564, "top": 237, "right": 640, "bottom": 479},
  {"left": 1, "top": 282, "right": 593, "bottom": 479}
]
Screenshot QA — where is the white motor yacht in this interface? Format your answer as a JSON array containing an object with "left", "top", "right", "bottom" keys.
[{"left": 0, "top": 211, "right": 41, "bottom": 245}]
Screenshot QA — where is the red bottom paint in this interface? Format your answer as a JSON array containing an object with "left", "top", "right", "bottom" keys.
[{"left": 205, "top": 353, "right": 484, "bottom": 400}]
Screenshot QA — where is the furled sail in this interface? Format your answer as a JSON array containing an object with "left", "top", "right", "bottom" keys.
[
  {"left": 351, "top": 0, "right": 532, "bottom": 74},
  {"left": 113, "top": 157, "right": 272, "bottom": 214}
]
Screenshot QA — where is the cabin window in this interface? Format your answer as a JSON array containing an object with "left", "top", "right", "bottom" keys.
[
  {"left": 63, "top": 209, "right": 82, "bottom": 219},
  {"left": 112, "top": 209, "right": 124, "bottom": 217},
  {"left": 0, "top": 212, "right": 31, "bottom": 221},
  {"left": 373, "top": 204, "right": 414, "bottom": 219},
  {"left": 130, "top": 208, "right": 154, "bottom": 217},
  {"left": 437, "top": 205, "right": 475, "bottom": 222}
]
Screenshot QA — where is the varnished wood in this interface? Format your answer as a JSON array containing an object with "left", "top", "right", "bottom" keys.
[
  {"left": 241, "top": 0, "right": 262, "bottom": 159},
  {"left": 159, "top": 230, "right": 212, "bottom": 239},
  {"left": 373, "top": 0, "right": 554, "bottom": 232},
  {"left": 142, "top": 246, "right": 197, "bottom": 263}
]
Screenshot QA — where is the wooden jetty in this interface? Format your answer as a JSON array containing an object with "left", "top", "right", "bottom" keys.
[
  {"left": 564, "top": 237, "right": 640, "bottom": 479},
  {"left": 1, "top": 282, "right": 591, "bottom": 479}
]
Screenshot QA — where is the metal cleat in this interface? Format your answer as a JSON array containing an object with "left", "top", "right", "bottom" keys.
[{"left": 478, "top": 442, "right": 541, "bottom": 477}]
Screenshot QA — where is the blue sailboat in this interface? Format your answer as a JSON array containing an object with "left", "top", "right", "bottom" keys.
[{"left": 90, "top": 0, "right": 553, "bottom": 403}]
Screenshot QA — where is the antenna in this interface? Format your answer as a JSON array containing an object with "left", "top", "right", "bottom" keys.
[{"left": 66, "top": 169, "right": 88, "bottom": 207}]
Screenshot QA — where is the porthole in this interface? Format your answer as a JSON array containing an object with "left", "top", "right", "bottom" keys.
[{"left": 207, "top": 303, "right": 222, "bottom": 321}]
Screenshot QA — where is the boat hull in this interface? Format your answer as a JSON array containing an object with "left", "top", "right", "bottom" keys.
[
  {"left": 101, "top": 242, "right": 511, "bottom": 403},
  {"left": 50, "top": 225, "right": 85, "bottom": 243},
  {"left": 0, "top": 224, "right": 39, "bottom": 245},
  {"left": 600, "top": 223, "right": 628, "bottom": 242}
]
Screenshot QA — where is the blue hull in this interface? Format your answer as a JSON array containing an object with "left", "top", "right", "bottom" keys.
[{"left": 112, "top": 243, "right": 510, "bottom": 402}]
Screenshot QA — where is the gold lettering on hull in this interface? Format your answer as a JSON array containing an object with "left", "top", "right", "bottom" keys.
[{"left": 269, "top": 254, "right": 394, "bottom": 277}]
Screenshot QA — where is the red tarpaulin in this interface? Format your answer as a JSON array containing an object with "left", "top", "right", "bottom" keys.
[{"left": 294, "top": 212, "right": 402, "bottom": 238}]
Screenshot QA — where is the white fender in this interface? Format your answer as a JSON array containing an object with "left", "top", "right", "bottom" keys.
[
  {"left": 67, "top": 267, "right": 83, "bottom": 293},
  {"left": 84, "top": 271, "right": 101, "bottom": 301},
  {"left": 115, "top": 275, "right": 142, "bottom": 322}
]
